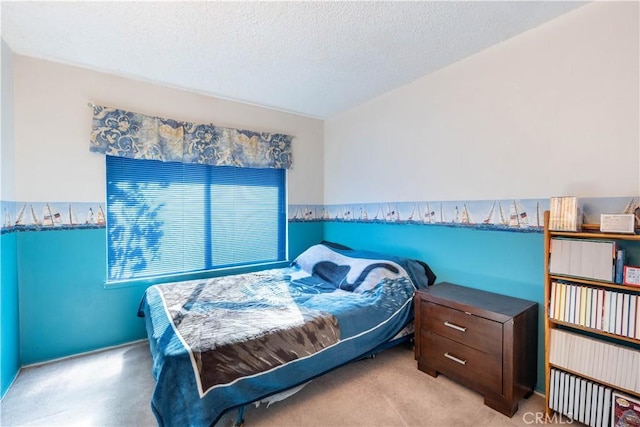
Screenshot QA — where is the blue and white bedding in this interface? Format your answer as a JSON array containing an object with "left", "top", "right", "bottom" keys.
[{"left": 139, "top": 243, "right": 434, "bottom": 426}]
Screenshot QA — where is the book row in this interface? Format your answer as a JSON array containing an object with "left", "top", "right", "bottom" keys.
[
  {"left": 550, "top": 369, "right": 640, "bottom": 427},
  {"left": 549, "top": 281, "right": 640, "bottom": 340},
  {"left": 549, "top": 329, "right": 640, "bottom": 393},
  {"left": 549, "top": 368, "right": 612, "bottom": 427}
]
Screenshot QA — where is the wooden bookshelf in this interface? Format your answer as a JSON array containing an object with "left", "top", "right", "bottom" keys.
[{"left": 543, "top": 210, "right": 640, "bottom": 423}]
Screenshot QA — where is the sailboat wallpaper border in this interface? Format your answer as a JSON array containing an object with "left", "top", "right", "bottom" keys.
[
  {"left": 1, "top": 201, "right": 106, "bottom": 234},
  {"left": 2, "top": 196, "right": 638, "bottom": 235},
  {"left": 289, "top": 196, "right": 640, "bottom": 234}
]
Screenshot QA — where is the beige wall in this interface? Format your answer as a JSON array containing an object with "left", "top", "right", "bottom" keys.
[
  {"left": 12, "top": 56, "right": 324, "bottom": 205},
  {"left": 1, "top": 39, "right": 15, "bottom": 201},
  {"left": 324, "top": 2, "right": 640, "bottom": 205}
]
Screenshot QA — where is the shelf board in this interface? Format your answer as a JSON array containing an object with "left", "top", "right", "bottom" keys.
[
  {"left": 550, "top": 224, "right": 640, "bottom": 241},
  {"left": 547, "top": 318, "right": 640, "bottom": 345},
  {"left": 548, "top": 363, "right": 640, "bottom": 398},
  {"left": 548, "top": 275, "right": 640, "bottom": 292}
]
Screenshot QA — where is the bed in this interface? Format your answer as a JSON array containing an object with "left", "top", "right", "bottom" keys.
[{"left": 138, "top": 243, "right": 436, "bottom": 426}]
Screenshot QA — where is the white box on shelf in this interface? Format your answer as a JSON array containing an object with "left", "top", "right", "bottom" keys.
[{"left": 600, "top": 214, "right": 636, "bottom": 234}]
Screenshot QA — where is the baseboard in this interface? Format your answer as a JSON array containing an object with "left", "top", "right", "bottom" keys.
[
  {"left": 22, "top": 339, "right": 148, "bottom": 369},
  {"left": 0, "top": 367, "right": 22, "bottom": 402}
]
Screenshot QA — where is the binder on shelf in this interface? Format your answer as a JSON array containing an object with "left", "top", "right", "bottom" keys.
[
  {"left": 589, "top": 288, "right": 595, "bottom": 328},
  {"left": 589, "top": 383, "right": 598, "bottom": 426},
  {"left": 602, "top": 388, "right": 612, "bottom": 427},
  {"left": 630, "top": 295, "right": 637, "bottom": 338},
  {"left": 578, "top": 378, "right": 586, "bottom": 423},
  {"left": 615, "top": 248, "right": 625, "bottom": 284},
  {"left": 583, "top": 287, "right": 588, "bottom": 327},
  {"left": 558, "top": 370, "right": 566, "bottom": 415},
  {"left": 550, "top": 281, "right": 557, "bottom": 320},
  {"left": 568, "top": 376, "right": 576, "bottom": 419},
  {"left": 621, "top": 293, "right": 630, "bottom": 338},
  {"left": 584, "top": 381, "right": 592, "bottom": 425},
  {"left": 595, "top": 289, "right": 604, "bottom": 330},
  {"left": 588, "top": 289, "right": 595, "bottom": 328},
  {"left": 637, "top": 298, "right": 640, "bottom": 339},
  {"left": 569, "top": 285, "right": 576, "bottom": 324},
  {"left": 576, "top": 286, "right": 582, "bottom": 327},
  {"left": 615, "top": 292, "right": 623, "bottom": 336},
  {"left": 554, "top": 369, "right": 561, "bottom": 411},
  {"left": 611, "top": 292, "right": 620, "bottom": 335},
  {"left": 559, "top": 282, "right": 566, "bottom": 320},
  {"left": 603, "top": 291, "right": 611, "bottom": 333},
  {"left": 595, "top": 385, "right": 603, "bottom": 427},
  {"left": 550, "top": 369, "right": 557, "bottom": 411}
]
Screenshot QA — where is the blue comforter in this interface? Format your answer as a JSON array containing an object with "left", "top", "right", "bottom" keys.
[{"left": 139, "top": 244, "right": 433, "bottom": 426}]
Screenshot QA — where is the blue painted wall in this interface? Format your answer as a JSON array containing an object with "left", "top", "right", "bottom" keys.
[
  {"left": 16, "top": 229, "right": 148, "bottom": 364},
  {"left": 323, "top": 221, "right": 546, "bottom": 391},
  {"left": 288, "top": 221, "right": 324, "bottom": 260},
  {"left": 7, "top": 218, "right": 545, "bottom": 393},
  {"left": 12, "top": 222, "right": 323, "bottom": 365},
  {"left": 1, "top": 232, "right": 20, "bottom": 398}
]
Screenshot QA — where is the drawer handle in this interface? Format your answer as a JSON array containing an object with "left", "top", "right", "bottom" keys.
[
  {"left": 444, "top": 321, "right": 467, "bottom": 332},
  {"left": 444, "top": 352, "right": 467, "bottom": 365}
]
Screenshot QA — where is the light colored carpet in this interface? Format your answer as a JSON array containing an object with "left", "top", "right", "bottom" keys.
[{"left": 1, "top": 340, "right": 556, "bottom": 426}]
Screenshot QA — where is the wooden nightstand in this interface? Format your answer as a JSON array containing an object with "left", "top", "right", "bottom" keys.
[{"left": 414, "top": 282, "right": 538, "bottom": 417}]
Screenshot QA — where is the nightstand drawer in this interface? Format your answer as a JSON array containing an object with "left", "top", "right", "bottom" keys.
[
  {"left": 420, "top": 300, "right": 502, "bottom": 358},
  {"left": 421, "top": 330, "right": 502, "bottom": 396}
]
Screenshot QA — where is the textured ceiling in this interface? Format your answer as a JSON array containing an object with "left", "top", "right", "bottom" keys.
[{"left": 1, "top": 1, "right": 585, "bottom": 118}]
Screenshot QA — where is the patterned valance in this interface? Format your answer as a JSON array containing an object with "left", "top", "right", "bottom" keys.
[{"left": 89, "top": 105, "right": 293, "bottom": 169}]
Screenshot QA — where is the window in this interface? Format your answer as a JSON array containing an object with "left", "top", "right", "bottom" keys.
[{"left": 106, "top": 156, "right": 286, "bottom": 282}]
